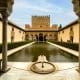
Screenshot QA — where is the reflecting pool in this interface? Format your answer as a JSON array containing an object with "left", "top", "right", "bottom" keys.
[{"left": 8, "top": 42, "right": 78, "bottom": 62}]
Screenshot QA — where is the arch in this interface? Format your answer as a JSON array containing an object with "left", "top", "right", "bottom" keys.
[
  {"left": 70, "top": 36, "right": 74, "bottom": 43},
  {"left": 25, "top": 34, "right": 29, "bottom": 40},
  {"left": 39, "top": 33, "right": 43, "bottom": 41},
  {"left": 35, "top": 34, "right": 38, "bottom": 41}
]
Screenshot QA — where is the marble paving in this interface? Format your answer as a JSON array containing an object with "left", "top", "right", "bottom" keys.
[{"left": 0, "top": 62, "right": 80, "bottom": 80}]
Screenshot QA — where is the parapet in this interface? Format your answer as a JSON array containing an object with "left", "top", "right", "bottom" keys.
[{"left": 32, "top": 15, "right": 50, "bottom": 19}]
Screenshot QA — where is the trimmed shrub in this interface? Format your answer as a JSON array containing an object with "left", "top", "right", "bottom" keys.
[
  {"left": 49, "top": 41, "right": 79, "bottom": 51},
  {"left": 0, "top": 41, "right": 32, "bottom": 53}
]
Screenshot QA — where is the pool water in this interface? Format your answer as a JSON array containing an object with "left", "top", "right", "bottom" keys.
[{"left": 8, "top": 42, "right": 78, "bottom": 62}]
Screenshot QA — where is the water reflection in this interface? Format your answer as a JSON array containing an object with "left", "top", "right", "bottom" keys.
[
  {"left": 8, "top": 42, "right": 78, "bottom": 62},
  {"left": 31, "top": 42, "right": 50, "bottom": 61}
]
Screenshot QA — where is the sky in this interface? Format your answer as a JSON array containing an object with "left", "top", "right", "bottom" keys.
[{"left": 9, "top": 0, "right": 78, "bottom": 28}]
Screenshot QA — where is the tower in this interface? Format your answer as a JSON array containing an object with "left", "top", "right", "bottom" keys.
[{"left": 32, "top": 15, "right": 50, "bottom": 30}]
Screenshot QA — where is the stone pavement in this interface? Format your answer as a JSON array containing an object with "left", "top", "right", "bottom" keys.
[{"left": 0, "top": 62, "right": 80, "bottom": 80}]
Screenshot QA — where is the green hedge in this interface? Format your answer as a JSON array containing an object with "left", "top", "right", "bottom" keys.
[
  {"left": 49, "top": 41, "right": 79, "bottom": 51},
  {"left": 0, "top": 41, "right": 32, "bottom": 53}
]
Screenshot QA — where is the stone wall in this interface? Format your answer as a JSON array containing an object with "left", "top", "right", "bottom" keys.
[
  {"left": 58, "top": 20, "right": 79, "bottom": 43},
  {"left": 0, "top": 19, "right": 25, "bottom": 43}
]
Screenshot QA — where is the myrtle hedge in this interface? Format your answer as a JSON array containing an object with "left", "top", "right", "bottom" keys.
[
  {"left": 49, "top": 41, "right": 79, "bottom": 51},
  {"left": 0, "top": 41, "right": 32, "bottom": 53}
]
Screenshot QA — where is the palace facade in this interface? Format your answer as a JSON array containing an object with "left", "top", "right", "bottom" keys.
[
  {"left": 0, "top": 16, "right": 79, "bottom": 43},
  {"left": 25, "top": 16, "right": 58, "bottom": 41}
]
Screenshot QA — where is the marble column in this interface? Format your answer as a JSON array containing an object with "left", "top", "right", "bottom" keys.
[
  {"left": 78, "top": 16, "right": 80, "bottom": 71},
  {"left": 0, "top": 60, "right": 2, "bottom": 71},
  {"left": 2, "top": 13, "right": 8, "bottom": 72},
  {"left": 72, "top": 0, "right": 80, "bottom": 72},
  {"left": 0, "top": 0, "right": 14, "bottom": 72},
  {"left": 43, "top": 33, "right": 44, "bottom": 42}
]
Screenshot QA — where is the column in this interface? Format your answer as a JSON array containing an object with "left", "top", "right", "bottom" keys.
[
  {"left": 79, "top": 16, "right": 80, "bottom": 71},
  {"left": 0, "top": 60, "right": 1, "bottom": 71},
  {"left": 43, "top": 33, "right": 44, "bottom": 42},
  {"left": 2, "top": 13, "right": 8, "bottom": 72},
  {"left": 72, "top": 0, "right": 80, "bottom": 72},
  {"left": 38, "top": 33, "right": 39, "bottom": 42}
]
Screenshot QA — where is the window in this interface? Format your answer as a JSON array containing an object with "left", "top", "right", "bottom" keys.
[
  {"left": 19, "top": 30, "right": 21, "bottom": 33},
  {"left": 50, "top": 34, "right": 52, "bottom": 36},
  {"left": 12, "top": 27, "right": 14, "bottom": 31},
  {"left": 11, "top": 36, "right": 14, "bottom": 43},
  {"left": 70, "top": 36, "right": 73, "bottom": 43},
  {"left": 31, "top": 34, "right": 33, "bottom": 36},
  {"left": 62, "top": 31, "right": 64, "bottom": 33},
  {"left": 25, "top": 35, "right": 29, "bottom": 40},
  {"left": 70, "top": 27, "right": 73, "bottom": 31},
  {"left": 40, "top": 26, "right": 42, "bottom": 28}
]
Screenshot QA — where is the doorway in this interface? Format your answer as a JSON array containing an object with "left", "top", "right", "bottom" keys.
[{"left": 39, "top": 33, "right": 43, "bottom": 41}]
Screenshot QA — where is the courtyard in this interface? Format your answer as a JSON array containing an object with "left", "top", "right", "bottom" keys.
[{"left": 0, "top": 0, "right": 80, "bottom": 80}]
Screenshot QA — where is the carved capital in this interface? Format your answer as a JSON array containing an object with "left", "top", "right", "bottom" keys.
[
  {"left": 72, "top": 0, "right": 80, "bottom": 16},
  {"left": 0, "top": 0, "right": 14, "bottom": 16},
  {"left": 7, "top": 0, "right": 14, "bottom": 15}
]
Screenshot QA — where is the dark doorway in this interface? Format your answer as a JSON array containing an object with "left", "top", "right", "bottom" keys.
[
  {"left": 25, "top": 35, "right": 29, "bottom": 40},
  {"left": 39, "top": 33, "right": 43, "bottom": 41},
  {"left": 70, "top": 36, "right": 73, "bottom": 43}
]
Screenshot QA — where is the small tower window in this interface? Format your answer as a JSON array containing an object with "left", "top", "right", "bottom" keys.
[
  {"left": 70, "top": 27, "right": 73, "bottom": 31},
  {"left": 40, "top": 26, "right": 42, "bottom": 28}
]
